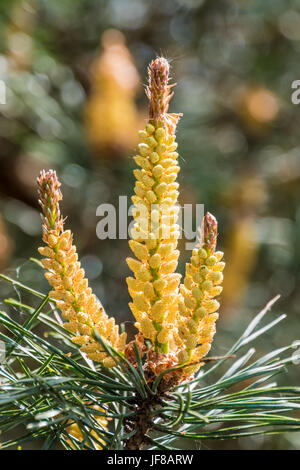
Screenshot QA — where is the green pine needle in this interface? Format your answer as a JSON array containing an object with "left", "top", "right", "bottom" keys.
[{"left": 0, "top": 273, "right": 300, "bottom": 450}]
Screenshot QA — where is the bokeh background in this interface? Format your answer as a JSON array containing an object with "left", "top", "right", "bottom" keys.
[{"left": 0, "top": 0, "right": 299, "bottom": 449}]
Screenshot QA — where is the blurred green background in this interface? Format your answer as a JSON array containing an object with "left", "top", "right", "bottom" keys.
[{"left": 0, "top": 0, "right": 299, "bottom": 449}]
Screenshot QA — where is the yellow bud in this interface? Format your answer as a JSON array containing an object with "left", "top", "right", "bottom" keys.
[
  {"left": 164, "top": 274, "right": 181, "bottom": 293},
  {"left": 149, "top": 253, "right": 161, "bottom": 269},
  {"left": 72, "top": 335, "right": 89, "bottom": 346},
  {"left": 160, "top": 260, "right": 177, "bottom": 274},
  {"left": 80, "top": 342, "right": 99, "bottom": 353},
  {"left": 126, "top": 276, "right": 143, "bottom": 292},
  {"left": 178, "top": 325, "right": 189, "bottom": 339},
  {"left": 180, "top": 284, "right": 189, "bottom": 297},
  {"left": 59, "top": 238, "right": 70, "bottom": 250},
  {"left": 133, "top": 169, "right": 143, "bottom": 181},
  {"left": 146, "top": 190, "right": 157, "bottom": 203},
  {"left": 152, "top": 165, "right": 163, "bottom": 178},
  {"left": 200, "top": 265, "right": 209, "bottom": 276},
  {"left": 102, "top": 357, "right": 116, "bottom": 368},
  {"left": 192, "top": 272, "right": 203, "bottom": 283},
  {"left": 77, "top": 311, "right": 89, "bottom": 324},
  {"left": 146, "top": 123, "right": 155, "bottom": 134},
  {"left": 155, "top": 182, "right": 167, "bottom": 196},
  {"left": 191, "top": 256, "right": 200, "bottom": 267},
  {"left": 187, "top": 319, "right": 197, "bottom": 332},
  {"left": 131, "top": 195, "right": 141, "bottom": 205},
  {"left": 198, "top": 248, "right": 208, "bottom": 259},
  {"left": 156, "top": 143, "right": 166, "bottom": 154},
  {"left": 169, "top": 151, "right": 178, "bottom": 160},
  {"left": 146, "top": 136, "right": 157, "bottom": 148},
  {"left": 153, "top": 278, "right": 167, "bottom": 292},
  {"left": 206, "top": 256, "right": 217, "bottom": 266},
  {"left": 48, "top": 234, "right": 58, "bottom": 247},
  {"left": 142, "top": 174, "right": 155, "bottom": 187},
  {"left": 200, "top": 326, "right": 214, "bottom": 340},
  {"left": 167, "top": 135, "right": 176, "bottom": 145},
  {"left": 49, "top": 290, "right": 64, "bottom": 300},
  {"left": 44, "top": 272, "right": 60, "bottom": 287},
  {"left": 140, "top": 318, "right": 156, "bottom": 339},
  {"left": 73, "top": 268, "right": 85, "bottom": 283},
  {"left": 134, "top": 187, "right": 145, "bottom": 199},
  {"left": 143, "top": 282, "right": 155, "bottom": 299},
  {"left": 151, "top": 301, "right": 165, "bottom": 320},
  {"left": 179, "top": 301, "right": 189, "bottom": 317},
  {"left": 38, "top": 246, "right": 55, "bottom": 258},
  {"left": 186, "top": 334, "right": 197, "bottom": 349},
  {"left": 207, "top": 312, "right": 219, "bottom": 323},
  {"left": 151, "top": 209, "right": 160, "bottom": 223},
  {"left": 184, "top": 296, "right": 196, "bottom": 310},
  {"left": 194, "top": 343, "right": 211, "bottom": 360},
  {"left": 209, "top": 286, "right": 223, "bottom": 297},
  {"left": 134, "top": 155, "right": 151, "bottom": 170},
  {"left": 192, "top": 287, "right": 203, "bottom": 301},
  {"left": 150, "top": 152, "right": 160, "bottom": 163},
  {"left": 138, "top": 143, "right": 151, "bottom": 156},
  {"left": 133, "top": 295, "right": 149, "bottom": 312},
  {"left": 184, "top": 277, "right": 193, "bottom": 290},
  {"left": 77, "top": 279, "right": 89, "bottom": 293},
  {"left": 63, "top": 277, "right": 73, "bottom": 290},
  {"left": 63, "top": 322, "right": 77, "bottom": 333},
  {"left": 136, "top": 267, "right": 152, "bottom": 282},
  {"left": 213, "top": 261, "right": 225, "bottom": 272},
  {"left": 205, "top": 299, "right": 220, "bottom": 313},
  {"left": 129, "top": 240, "right": 148, "bottom": 261},
  {"left": 168, "top": 143, "right": 178, "bottom": 152},
  {"left": 138, "top": 130, "right": 148, "bottom": 140},
  {"left": 64, "top": 291, "right": 75, "bottom": 303},
  {"left": 194, "top": 307, "right": 207, "bottom": 319},
  {"left": 215, "top": 251, "right": 224, "bottom": 261},
  {"left": 208, "top": 271, "right": 223, "bottom": 284},
  {"left": 155, "top": 127, "right": 165, "bottom": 141},
  {"left": 157, "top": 328, "right": 170, "bottom": 344},
  {"left": 178, "top": 350, "right": 189, "bottom": 363},
  {"left": 145, "top": 236, "right": 157, "bottom": 250},
  {"left": 165, "top": 165, "right": 179, "bottom": 175},
  {"left": 55, "top": 249, "right": 65, "bottom": 263},
  {"left": 65, "top": 263, "right": 76, "bottom": 277},
  {"left": 186, "top": 263, "right": 193, "bottom": 275},
  {"left": 126, "top": 257, "right": 143, "bottom": 273},
  {"left": 163, "top": 173, "right": 177, "bottom": 184},
  {"left": 202, "top": 280, "right": 213, "bottom": 291},
  {"left": 158, "top": 243, "right": 173, "bottom": 257}
]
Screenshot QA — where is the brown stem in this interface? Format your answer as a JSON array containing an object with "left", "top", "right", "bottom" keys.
[{"left": 124, "top": 390, "right": 167, "bottom": 450}]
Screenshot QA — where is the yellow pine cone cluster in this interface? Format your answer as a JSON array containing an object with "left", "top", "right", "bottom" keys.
[
  {"left": 127, "top": 123, "right": 182, "bottom": 354},
  {"left": 67, "top": 405, "right": 108, "bottom": 449},
  {"left": 37, "top": 170, "right": 126, "bottom": 367},
  {"left": 177, "top": 216, "right": 225, "bottom": 373},
  {"left": 126, "top": 58, "right": 225, "bottom": 375},
  {"left": 84, "top": 29, "right": 141, "bottom": 158},
  {"left": 127, "top": 57, "right": 182, "bottom": 354},
  {"left": 37, "top": 57, "right": 225, "bottom": 383}
]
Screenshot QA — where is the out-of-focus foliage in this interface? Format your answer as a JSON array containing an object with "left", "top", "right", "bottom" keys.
[
  {"left": 0, "top": 0, "right": 299, "bottom": 449},
  {"left": 85, "top": 28, "right": 143, "bottom": 159}
]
